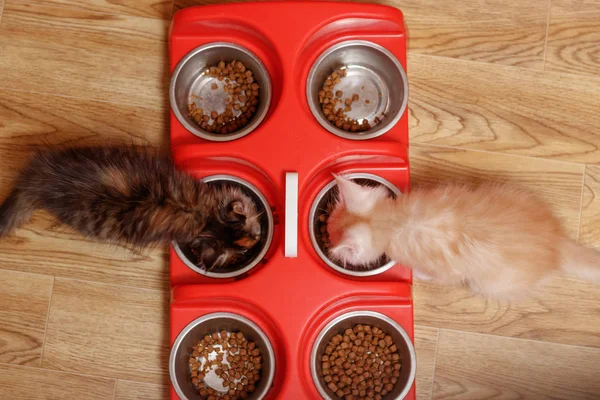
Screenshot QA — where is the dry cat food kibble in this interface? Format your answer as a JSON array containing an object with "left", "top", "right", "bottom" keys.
[
  {"left": 318, "top": 68, "right": 383, "bottom": 133},
  {"left": 189, "top": 330, "right": 262, "bottom": 399},
  {"left": 317, "top": 207, "right": 332, "bottom": 251},
  {"left": 188, "top": 60, "right": 260, "bottom": 134},
  {"left": 320, "top": 324, "right": 402, "bottom": 400}
]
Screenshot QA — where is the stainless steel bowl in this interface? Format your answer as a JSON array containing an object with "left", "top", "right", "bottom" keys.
[
  {"left": 311, "top": 311, "right": 416, "bottom": 400},
  {"left": 170, "top": 312, "right": 276, "bottom": 400},
  {"left": 173, "top": 175, "right": 274, "bottom": 278},
  {"left": 307, "top": 40, "right": 408, "bottom": 140},
  {"left": 170, "top": 42, "right": 272, "bottom": 141},
  {"left": 309, "top": 173, "right": 400, "bottom": 277}
]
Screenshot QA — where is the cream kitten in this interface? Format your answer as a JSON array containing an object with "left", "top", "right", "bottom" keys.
[{"left": 327, "top": 175, "right": 600, "bottom": 300}]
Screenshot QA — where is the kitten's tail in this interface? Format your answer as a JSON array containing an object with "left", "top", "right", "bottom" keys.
[
  {"left": 0, "top": 189, "right": 34, "bottom": 237},
  {"left": 560, "top": 239, "right": 600, "bottom": 283}
]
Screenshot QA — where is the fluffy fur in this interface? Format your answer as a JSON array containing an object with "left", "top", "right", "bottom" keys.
[
  {"left": 327, "top": 175, "right": 600, "bottom": 300},
  {"left": 0, "top": 145, "right": 262, "bottom": 269}
]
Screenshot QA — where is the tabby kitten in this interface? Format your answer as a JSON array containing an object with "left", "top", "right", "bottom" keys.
[{"left": 0, "top": 145, "right": 262, "bottom": 269}]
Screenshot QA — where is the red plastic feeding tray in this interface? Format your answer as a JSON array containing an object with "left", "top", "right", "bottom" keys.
[{"left": 168, "top": 2, "right": 413, "bottom": 399}]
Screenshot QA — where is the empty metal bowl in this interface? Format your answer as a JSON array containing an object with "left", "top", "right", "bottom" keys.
[
  {"left": 170, "top": 42, "right": 272, "bottom": 141},
  {"left": 170, "top": 312, "right": 275, "bottom": 400},
  {"left": 311, "top": 311, "right": 416, "bottom": 399},
  {"left": 173, "top": 175, "right": 274, "bottom": 278},
  {"left": 307, "top": 40, "right": 408, "bottom": 140},
  {"left": 309, "top": 173, "right": 400, "bottom": 277}
]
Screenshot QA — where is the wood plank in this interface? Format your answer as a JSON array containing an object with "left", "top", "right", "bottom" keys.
[
  {"left": 408, "top": 53, "right": 600, "bottom": 163},
  {"left": 0, "top": 211, "right": 169, "bottom": 291},
  {"left": 546, "top": 0, "right": 600, "bottom": 77},
  {"left": 115, "top": 380, "right": 170, "bottom": 400},
  {"left": 42, "top": 279, "right": 169, "bottom": 383},
  {"left": 415, "top": 325, "right": 438, "bottom": 400},
  {"left": 580, "top": 165, "right": 600, "bottom": 248},
  {"left": 414, "top": 274, "right": 600, "bottom": 349},
  {"left": 174, "top": 0, "right": 549, "bottom": 68},
  {"left": 17, "top": 0, "right": 173, "bottom": 19},
  {"left": 0, "top": 89, "right": 168, "bottom": 152},
  {"left": 394, "top": 0, "right": 549, "bottom": 68},
  {"left": 0, "top": 364, "right": 116, "bottom": 400},
  {"left": 0, "top": 3, "right": 168, "bottom": 108},
  {"left": 432, "top": 330, "right": 600, "bottom": 399},
  {"left": 0, "top": 270, "right": 53, "bottom": 366}
]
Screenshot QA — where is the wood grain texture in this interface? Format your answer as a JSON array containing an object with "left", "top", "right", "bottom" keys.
[
  {"left": 414, "top": 273, "right": 600, "bottom": 349},
  {"left": 546, "top": 0, "right": 600, "bottom": 77},
  {"left": 580, "top": 165, "right": 600, "bottom": 248},
  {"left": 174, "top": 0, "right": 549, "bottom": 68},
  {"left": 0, "top": 271, "right": 53, "bottom": 366},
  {"left": 408, "top": 53, "right": 600, "bottom": 164},
  {"left": 0, "top": 2, "right": 169, "bottom": 108},
  {"left": 42, "top": 279, "right": 169, "bottom": 383},
  {"left": 0, "top": 365, "right": 116, "bottom": 400},
  {"left": 432, "top": 330, "right": 600, "bottom": 399},
  {"left": 19, "top": 0, "right": 173, "bottom": 19},
  {"left": 409, "top": 144, "right": 584, "bottom": 238},
  {"left": 115, "top": 380, "right": 170, "bottom": 400},
  {"left": 0, "top": 89, "right": 168, "bottom": 152},
  {"left": 386, "top": 0, "right": 549, "bottom": 68},
  {"left": 0, "top": 212, "right": 169, "bottom": 290},
  {"left": 414, "top": 325, "right": 439, "bottom": 400}
]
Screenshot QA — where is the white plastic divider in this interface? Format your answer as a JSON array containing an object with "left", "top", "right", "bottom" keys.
[{"left": 284, "top": 172, "right": 299, "bottom": 258}]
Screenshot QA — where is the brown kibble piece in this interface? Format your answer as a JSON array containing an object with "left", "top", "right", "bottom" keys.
[{"left": 318, "top": 324, "right": 402, "bottom": 398}]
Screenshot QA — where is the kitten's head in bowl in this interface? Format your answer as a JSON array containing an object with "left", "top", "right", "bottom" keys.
[
  {"left": 327, "top": 175, "right": 392, "bottom": 267},
  {"left": 191, "top": 183, "right": 263, "bottom": 270}
]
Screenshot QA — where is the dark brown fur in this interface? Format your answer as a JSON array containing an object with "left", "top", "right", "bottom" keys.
[{"left": 0, "top": 145, "right": 262, "bottom": 267}]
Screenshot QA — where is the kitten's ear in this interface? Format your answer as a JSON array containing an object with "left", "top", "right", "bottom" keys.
[
  {"left": 230, "top": 201, "right": 246, "bottom": 217},
  {"left": 335, "top": 175, "right": 383, "bottom": 215},
  {"left": 329, "top": 238, "right": 363, "bottom": 266}
]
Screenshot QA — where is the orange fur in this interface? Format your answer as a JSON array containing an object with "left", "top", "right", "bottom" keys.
[{"left": 328, "top": 176, "right": 600, "bottom": 300}]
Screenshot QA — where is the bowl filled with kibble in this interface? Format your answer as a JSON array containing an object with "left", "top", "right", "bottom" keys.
[
  {"left": 170, "top": 42, "right": 272, "bottom": 141},
  {"left": 173, "top": 175, "right": 274, "bottom": 278},
  {"left": 170, "top": 312, "right": 275, "bottom": 400},
  {"left": 310, "top": 311, "right": 416, "bottom": 400},
  {"left": 309, "top": 173, "right": 400, "bottom": 277},
  {"left": 306, "top": 40, "right": 408, "bottom": 140}
]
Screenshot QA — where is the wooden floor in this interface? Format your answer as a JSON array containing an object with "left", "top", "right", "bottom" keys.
[{"left": 0, "top": 0, "right": 599, "bottom": 399}]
